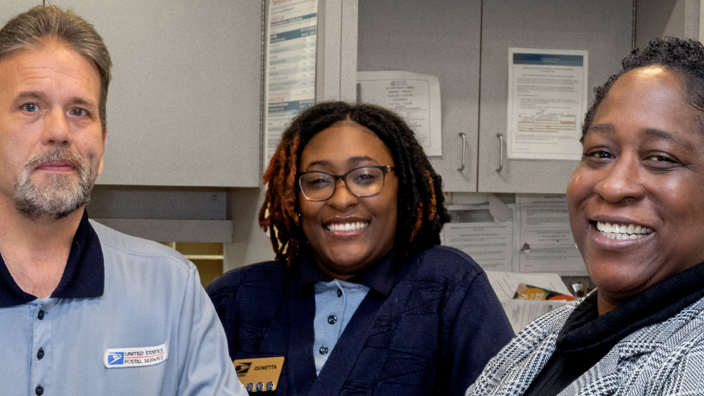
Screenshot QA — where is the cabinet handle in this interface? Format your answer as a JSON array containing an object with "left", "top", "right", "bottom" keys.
[
  {"left": 496, "top": 133, "right": 504, "bottom": 173},
  {"left": 457, "top": 132, "right": 466, "bottom": 172}
]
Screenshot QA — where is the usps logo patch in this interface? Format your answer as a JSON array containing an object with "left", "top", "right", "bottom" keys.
[
  {"left": 104, "top": 342, "right": 168, "bottom": 368},
  {"left": 107, "top": 352, "right": 125, "bottom": 366}
]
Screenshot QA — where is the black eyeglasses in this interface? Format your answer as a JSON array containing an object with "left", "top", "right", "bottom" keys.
[{"left": 297, "top": 165, "right": 395, "bottom": 201}]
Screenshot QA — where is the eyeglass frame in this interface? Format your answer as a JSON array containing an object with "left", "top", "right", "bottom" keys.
[{"left": 296, "top": 165, "right": 396, "bottom": 201}]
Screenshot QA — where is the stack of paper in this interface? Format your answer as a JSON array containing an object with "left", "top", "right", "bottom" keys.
[{"left": 486, "top": 271, "right": 577, "bottom": 333}]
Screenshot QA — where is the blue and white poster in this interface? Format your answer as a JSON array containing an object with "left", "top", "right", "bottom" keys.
[{"left": 264, "top": 0, "right": 318, "bottom": 170}]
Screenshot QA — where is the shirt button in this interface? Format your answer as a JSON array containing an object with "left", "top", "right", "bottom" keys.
[
  {"left": 319, "top": 346, "right": 329, "bottom": 355},
  {"left": 37, "top": 348, "right": 44, "bottom": 360},
  {"left": 327, "top": 315, "right": 337, "bottom": 325},
  {"left": 337, "top": 289, "right": 342, "bottom": 298},
  {"left": 35, "top": 385, "right": 44, "bottom": 395},
  {"left": 37, "top": 310, "right": 44, "bottom": 320}
]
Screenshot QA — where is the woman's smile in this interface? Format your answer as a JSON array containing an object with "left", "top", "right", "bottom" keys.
[
  {"left": 325, "top": 220, "right": 369, "bottom": 233},
  {"left": 594, "top": 221, "right": 653, "bottom": 240}
]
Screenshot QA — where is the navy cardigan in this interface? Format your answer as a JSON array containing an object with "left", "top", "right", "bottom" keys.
[{"left": 207, "top": 245, "right": 513, "bottom": 396}]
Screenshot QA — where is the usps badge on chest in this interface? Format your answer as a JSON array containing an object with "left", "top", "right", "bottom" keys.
[
  {"left": 104, "top": 342, "right": 169, "bottom": 368},
  {"left": 234, "top": 357, "right": 285, "bottom": 392}
]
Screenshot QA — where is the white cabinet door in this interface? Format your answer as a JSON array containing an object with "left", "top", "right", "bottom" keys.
[
  {"left": 53, "top": 0, "right": 263, "bottom": 187},
  {"left": 357, "top": 0, "right": 482, "bottom": 192},
  {"left": 477, "top": 0, "right": 632, "bottom": 193}
]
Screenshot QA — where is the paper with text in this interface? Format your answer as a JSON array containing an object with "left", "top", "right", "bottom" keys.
[
  {"left": 263, "top": 0, "right": 319, "bottom": 170},
  {"left": 358, "top": 71, "right": 442, "bottom": 156},
  {"left": 507, "top": 48, "right": 588, "bottom": 160}
]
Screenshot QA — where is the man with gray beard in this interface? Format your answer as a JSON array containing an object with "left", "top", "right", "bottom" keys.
[
  {"left": 14, "top": 147, "right": 92, "bottom": 218},
  {"left": 0, "top": 6, "right": 246, "bottom": 396}
]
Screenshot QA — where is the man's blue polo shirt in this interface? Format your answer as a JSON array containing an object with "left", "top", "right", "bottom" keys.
[{"left": 0, "top": 212, "right": 246, "bottom": 395}]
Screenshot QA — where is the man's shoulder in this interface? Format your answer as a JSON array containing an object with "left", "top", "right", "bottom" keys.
[{"left": 89, "top": 219, "right": 192, "bottom": 272}]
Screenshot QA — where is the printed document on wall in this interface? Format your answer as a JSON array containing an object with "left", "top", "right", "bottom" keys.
[
  {"left": 441, "top": 204, "right": 514, "bottom": 272},
  {"left": 506, "top": 48, "right": 588, "bottom": 160},
  {"left": 516, "top": 195, "right": 585, "bottom": 274},
  {"left": 263, "top": 0, "right": 318, "bottom": 170},
  {"left": 357, "top": 71, "right": 442, "bottom": 156}
]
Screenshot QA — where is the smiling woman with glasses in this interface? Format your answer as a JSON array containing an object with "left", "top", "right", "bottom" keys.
[{"left": 207, "top": 101, "right": 513, "bottom": 396}]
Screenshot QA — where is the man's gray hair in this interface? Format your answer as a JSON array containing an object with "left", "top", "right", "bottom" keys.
[{"left": 0, "top": 5, "right": 112, "bottom": 128}]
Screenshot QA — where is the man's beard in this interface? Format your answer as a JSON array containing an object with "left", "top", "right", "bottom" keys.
[{"left": 13, "top": 148, "right": 94, "bottom": 220}]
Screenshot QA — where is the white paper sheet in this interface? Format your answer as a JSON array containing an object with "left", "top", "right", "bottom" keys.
[
  {"left": 263, "top": 0, "right": 319, "bottom": 170},
  {"left": 442, "top": 204, "right": 514, "bottom": 272},
  {"left": 506, "top": 48, "right": 588, "bottom": 160},
  {"left": 357, "top": 71, "right": 442, "bottom": 156},
  {"left": 516, "top": 195, "right": 586, "bottom": 274}
]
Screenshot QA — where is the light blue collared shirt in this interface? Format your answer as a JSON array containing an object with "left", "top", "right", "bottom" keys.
[
  {"left": 313, "top": 279, "right": 370, "bottom": 375},
  {"left": 0, "top": 216, "right": 245, "bottom": 395}
]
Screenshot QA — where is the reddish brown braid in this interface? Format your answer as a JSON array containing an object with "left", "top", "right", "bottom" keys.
[
  {"left": 407, "top": 171, "right": 439, "bottom": 252},
  {"left": 259, "top": 134, "right": 302, "bottom": 265}
]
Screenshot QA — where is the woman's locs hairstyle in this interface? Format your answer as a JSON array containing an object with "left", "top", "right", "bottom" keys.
[
  {"left": 582, "top": 36, "right": 704, "bottom": 140},
  {"left": 259, "top": 101, "right": 450, "bottom": 266}
]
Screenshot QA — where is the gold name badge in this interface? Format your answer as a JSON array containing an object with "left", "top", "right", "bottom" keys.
[{"left": 234, "top": 357, "right": 285, "bottom": 393}]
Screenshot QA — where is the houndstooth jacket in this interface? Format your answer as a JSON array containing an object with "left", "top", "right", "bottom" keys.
[{"left": 465, "top": 294, "right": 704, "bottom": 396}]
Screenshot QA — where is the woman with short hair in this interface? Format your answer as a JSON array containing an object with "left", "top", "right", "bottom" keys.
[{"left": 466, "top": 36, "right": 704, "bottom": 396}]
